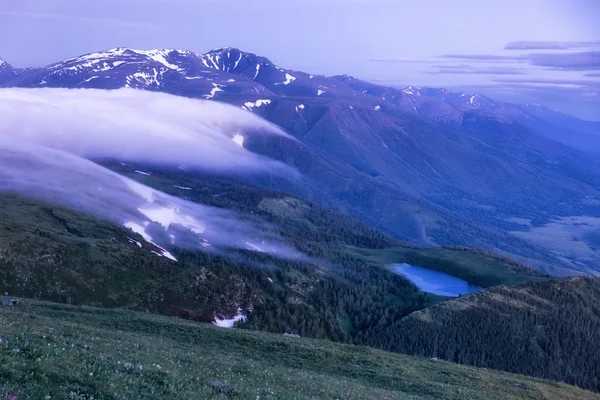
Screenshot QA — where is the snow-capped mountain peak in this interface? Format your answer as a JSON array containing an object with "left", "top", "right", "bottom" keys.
[
  {"left": 55, "top": 48, "right": 194, "bottom": 73},
  {"left": 200, "top": 47, "right": 273, "bottom": 74},
  {"left": 0, "top": 58, "right": 19, "bottom": 84},
  {"left": 401, "top": 86, "right": 422, "bottom": 95}
]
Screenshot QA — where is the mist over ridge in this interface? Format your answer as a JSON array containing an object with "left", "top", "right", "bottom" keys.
[{"left": 0, "top": 88, "right": 303, "bottom": 259}]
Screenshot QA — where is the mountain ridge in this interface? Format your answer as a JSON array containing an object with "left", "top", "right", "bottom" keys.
[
  {"left": 2, "top": 47, "right": 600, "bottom": 276},
  {"left": 5, "top": 46, "right": 592, "bottom": 120}
]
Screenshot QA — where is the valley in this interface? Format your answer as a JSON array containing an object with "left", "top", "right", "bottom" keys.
[
  {"left": 3, "top": 47, "right": 599, "bottom": 275},
  {"left": 0, "top": 39, "right": 599, "bottom": 399}
]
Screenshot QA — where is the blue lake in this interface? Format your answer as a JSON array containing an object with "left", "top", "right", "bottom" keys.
[{"left": 392, "top": 263, "right": 483, "bottom": 297}]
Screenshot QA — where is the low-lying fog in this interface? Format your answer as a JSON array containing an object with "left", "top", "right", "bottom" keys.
[{"left": 0, "top": 88, "right": 302, "bottom": 260}]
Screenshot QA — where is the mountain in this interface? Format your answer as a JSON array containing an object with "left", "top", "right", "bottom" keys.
[
  {"left": 392, "top": 84, "right": 600, "bottom": 153},
  {"left": 4, "top": 48, "right": 600, "bottom": 396},
  {"left": 3, "top": 47, "right": 357, "bottom": 100},
  {"left": 4, "top": 298, "right": 598, "bottom": 400},
  {"left": 1, "top": 172, "right": 543, "bottom": 345},
  {"left": 0, "top": 58, "right": 18, "bottom": 84},
  {"left": 2, "top": 47, "right": 600, "bottom": 276},
  {"left": 375, "top": 277, "right": 600, "bottom": 392}
]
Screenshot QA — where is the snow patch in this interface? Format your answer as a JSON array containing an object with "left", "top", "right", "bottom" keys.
[
  {"left": 254, "top": 64, "right": 261, "bottom": 79},
  {"left": 124, "top": 221, "right": 178, "bottom": 261},
  {"left": 232, "top": 134, "right": 244, "bottom": 147},
  {"left": 128, "top": 237, "right": 143, "bottom": 248},
  {"left": 135, "top": 170, "right": 151, "bottom": 176},
  {"left": 243, "top": 99, "right": 271, "bottom": 110},
  {"left": 137, "top": 49, "right": 182, "bottom": 70},
  {"left": 317, "top": 90, "right": 325, "bottom": 96},
  {"left": 213, "top": 311, "right": 247, "bottom": 328},
  {"left": 82, "top": 76, "right": 99, "bottom": 83},
  {"left": 205, "top": 83, "right": 224, "bottom": 100},
  {"left": 233, "top": 53, "right": 243, "bottom": 70},
  {"left": 402, "top": 86, "right": 420, "bottom": 95},
  {"left": 126, "top": 69, "right": 164, "bottom": 88},
  {"left": 374, "top": 105, "right": 381, "bottom": 111},
  {"left": 276, "top": 73, "right": 296, "bottom": 85},
  {"left": 174, "top": 185, "right": 192, "bottom": 190}
]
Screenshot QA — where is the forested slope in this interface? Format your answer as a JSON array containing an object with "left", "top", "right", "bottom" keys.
[{"left": 375, "top": 277, "right": 600, "bottom": 392}]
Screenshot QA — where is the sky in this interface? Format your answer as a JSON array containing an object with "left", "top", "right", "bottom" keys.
[{"left": 0, "top": 0, "right": 599, "bottom": 120}]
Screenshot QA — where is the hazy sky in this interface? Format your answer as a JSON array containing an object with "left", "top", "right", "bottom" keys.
[{"left": 0, "top": 0, "right": 599, "bottom": 119}]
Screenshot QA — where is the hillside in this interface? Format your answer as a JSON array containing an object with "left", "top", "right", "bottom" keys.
[
  {"left": 375, "top": 277, "right": 600, "bottom": 392},
  {"left": 2, "top": 48, "right": 600, "bottom": 275},
  {"left": 0, "top": 185, "right": 544, "bottom": 346},
  {"left": 1, "top": 298, "right": 597, "bottom": 400}
]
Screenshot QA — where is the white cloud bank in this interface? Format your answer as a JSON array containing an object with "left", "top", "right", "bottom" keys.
[
  {"left": 0, "top": 88, "right": 293, "bottom": 173},
  {"left": 0, "top": 88, "right": 301, "bottom": 260}
]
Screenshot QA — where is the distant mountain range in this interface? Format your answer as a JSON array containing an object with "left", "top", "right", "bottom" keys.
[{"left": 2, "top": 47, "right": 600, "bottom": 275}]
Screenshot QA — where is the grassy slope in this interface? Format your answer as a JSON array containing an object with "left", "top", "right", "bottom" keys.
[
  {"left": 0, "top": 298, "right": 597, "bottom": 400},
  {"left": 379, "top": 277, "right": 600, "bottom": 392}
]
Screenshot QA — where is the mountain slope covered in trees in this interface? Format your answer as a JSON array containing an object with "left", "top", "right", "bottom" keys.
[
  {"left": 0, "top": 171, "right": 544, "bottom": 346},
  {"left": 376, "top": 277, "right": 600, "bottom": 392}
]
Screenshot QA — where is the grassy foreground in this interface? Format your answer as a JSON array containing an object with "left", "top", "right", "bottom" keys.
[{"left": 1, "top": 299, "right": 597, "bottom": 400}]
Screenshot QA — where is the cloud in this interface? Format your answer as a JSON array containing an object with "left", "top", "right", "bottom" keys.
[
  {"left": 0, "top": 11, "right": 158, "bottom": 29},
  {"left": 0, "top": 139, "right": 301, "bottom": 260},
  {"left": 370, "top": 57, "right": 447, "bottom": 63},
  {"left": 440, "top": 54, "right": 519, "bottom": 62},
  {"left": 0, "top": 88, "right": 302, "bottom": 259},
  {"left": 492, "top": 77, "right": 600, "bottom": 88},
  {"left": 441, "top": 51, "right": 600, "bottom": 71},
  {"left": 423, "top": 65, "right": 530, "bottom": 75},
  {"left": 527, "top": 51, "right": 600, "bottom": 71},
  {"left": 505, "top": 40, "right": 600, "bottom": 50},
  {"left": 0, "top": 88, "right": 294, "bottom": 174}
]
